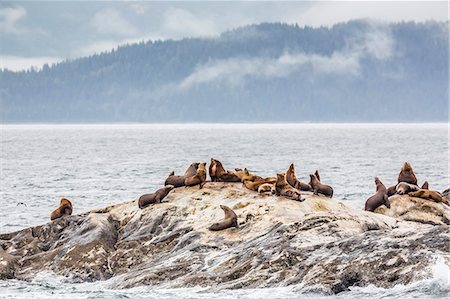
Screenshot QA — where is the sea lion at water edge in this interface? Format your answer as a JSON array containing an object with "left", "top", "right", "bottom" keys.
[
  {"left": 185, "top": 162, "right": 207, "bottom": 188},
  {"left": 209, "top": 159, "right": 241, "bottom": 182},
  {"left": 50, "top": 198, "right": 73, "bottom": 220},
  {"left": 138, "top": 185, "right": 174, "bottom": 209},
  {"left": 275, "top": 173, "right": 304, "bottom": 201},
  {"left": 409, "top": 189, "right": 450, "bottom": 206},
  {"left": 365, "top": 177, "right": 390, "bottom": 212},
  {"left": 395, "top": 182, "right": 420, "bottom": 195},
  {"left": 286, "top": 163, "right": 312, "bottom": 191},
  {"left": 209, "top": 205, "right": 238, "bottom": 231},
  {"left": 309, "top": 173, "right": 333, "bottom": 198},
  {"left": 398, "top": 162, "right": 418, "bottom": 185},
  {"left": 258, "top": 183, "right": 274, "bottom": 194},
  {"left": 165, "top": 162, "right": 199, "bottom": 187}
]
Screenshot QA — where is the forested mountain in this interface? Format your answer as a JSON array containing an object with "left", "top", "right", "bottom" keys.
[{"left": 0, "top": 20, "right": 448, "bottom": 122}]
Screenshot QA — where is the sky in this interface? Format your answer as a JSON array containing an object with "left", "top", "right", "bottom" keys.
[{"left": 0, "top": 1, "right": 448, "bottom": 71}]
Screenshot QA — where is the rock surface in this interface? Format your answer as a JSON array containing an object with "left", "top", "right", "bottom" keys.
[{"left": 1, "top": 182, "right": 449, "bottom": 294}]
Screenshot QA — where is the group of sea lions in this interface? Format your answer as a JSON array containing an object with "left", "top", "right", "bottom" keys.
[
  {"left": 364, "top": 161, "right": 450, "bottom": 211},
  {"left": 137, "top": 159, "right": 334, "bottom": 231},
  {"left": 49, "top": 160, "right": 448, "bottom": 230}
]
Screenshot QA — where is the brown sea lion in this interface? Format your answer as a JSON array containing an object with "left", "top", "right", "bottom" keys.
[
  {"left": 208, "top": 205, "right": 238, "bottom": 231},
  {"left": 286, "top": 163, "right": 312, "bottom": 191},
  {"left": 240, "top": 168, "right": 264, "bottom": 182},
  {"left": 275, "top": 173, "right": 304, "bottom": 201},
  {"left": 421, "top": 181, "right": 429, "bottom": 190},
  {"left": 50, "top": 198, "right": 73, "bottom": 220},
  {"left": 209, "top": 159, "right": 241, "bottom": 182},
  {"left": 258, "top": 183, "right": 274, "bottom": 194},
  {"left": 138, "top": 185, "right": 174, "bottom": 209},
  {"left": 365, "top": 177, "right": 390, "bottom": 212},
  {"left": 398, "top": 161, "right": 418, "bottom": 185},
  {"left": 165, "top": 162, "right": 200, "bottom": 187},
  {"left": 243, "top": 177, "right": 276, "bottom": 191},
  {"left": 395, "top": 182, "right": 420, "bottom": 195},
  {"left": 309, "top": 173, "right": 333, "bottom": 198},
  {"left": 314, "top": 170, "right": 321, "bottom": 182},
  {"left": 185, "top": 162, "right": 207, "bottom": 188},
  {"left": 409, "top": 189, "right": 450, "bottom": 206}
]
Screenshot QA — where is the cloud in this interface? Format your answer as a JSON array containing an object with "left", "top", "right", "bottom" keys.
[
  {"left": 162, "top": 7, "right": 219, "bottom": 38},
  {"left": 92, "top": 8, "right": 138, "bottom": 36},
  {"left": 290, "top": 1, "right": 447, "bottom": 27},
  {"left": 180, "top": 24, "right": 394, "bottom": 90},
  {"left": 0, "top": 5, "right": 26, "bottom": 34},
  {"left": 0, "top": 55, "right": 61, "bottom": 71}
]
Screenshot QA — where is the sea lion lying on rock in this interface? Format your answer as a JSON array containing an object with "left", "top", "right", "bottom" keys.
[
  {"left": 275, "top": 173, "right": 303, "bottom": 201},
  {"left": 240, "top": 168, "right": 264, "bottom": 182},
  {"left": 365, "top": 177, "right": 390, "bottom": 212},
  {"left": 185, "top": 162, "right": 207, "bottom": 188},
  {"left": 209, "top": 159, "right": 241, "bottom": 182},
  {"left": 258, "top": 183, "right": 274, "bottom": 194},
  {"left": 208, "top": 205, "right": 238, "bottom": 231},
  {"left": 409, "top": 189, "right": 450, "bottom": 206},
  {"left": 50, "top": 198, "right": 73, "bottom": 220},
  {"left": 138, "top": 185, "right": 174, "bottom": 209},
  {"left": 396, "top": 182, "right": 420, "bottom": 195},
  {"left": 286, "top": 163, "right": 311, "bottom": 191},
  {"left": 165, "top": 162, "right": 199, "bottom": 187},
  {"left": 244, "top": 177, "right": 276, "bottom": 191},
  {"left": 309, "top": 172, "right": 333, "bottom": 198}
]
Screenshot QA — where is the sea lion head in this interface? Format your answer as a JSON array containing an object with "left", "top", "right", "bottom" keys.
[
  {"left": 402, "top": 162, "right": 413, "bottom": 172},
  {"left": 60, "top": 198, "right": 72, "bottom": 208},
  {"left": 309, "top": 174, "right": 317, "bottom": 182},
  {"left": 288, "top": 163, "right": 295, "bottom": 172},
  {"left": 165, "top": 185, "right": 175, "bottom": 191},
  {"left": 277, "top": 173, "right": 285, "bottom": 181}
]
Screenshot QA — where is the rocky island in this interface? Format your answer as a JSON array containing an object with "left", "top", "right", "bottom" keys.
[{"left": 1, "top": 182, "right": 449, "bottom": 294}]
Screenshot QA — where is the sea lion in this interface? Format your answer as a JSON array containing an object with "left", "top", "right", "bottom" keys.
[
  {"left": 165, "top": 162, "right": 199, "bottom": 187},
  {"left": 275, "top": 173, "right": 303, "bottom": 201},
  {"left": 314, "top": 170, "right": 321, "bottom": 182},
  {"left": 395, "top": 182, "right": 420, "bottom": 195},
  {"left": 240, "top": 168, "right": 264, "bottom": 182},
  {"left": 243, "top": 177, "right": 276, "bottom": 191},
  {"left": 398, "top": 161, "right": 418, "bottom": 185},
  {"left": 443, "top": 188, "right": 449, "bottom": 200},
  {"left": 208, "top": 205, "right": 238, "bottom": 231},
  {"left": 258, "top": 183, "right": 274, "bottom": 194},
  {"left": 286, "top": 163, "right": 312, "bottom": 191},
  {"left": 185, "top": 162, "right": 207, "bottom": 188},
  {"left": 386, "top": 185, "right": 397, "bottom": 197},
  {"left": 309, "top": 173, "right": 333, "bottom": 198},
  {"left": 365, "top": 177, "right": 390, "bottom": 212},
  {"left": 50, "top": 198, "right": 73, "bottom": 220},
  {"left": 138, "top": 185, "right": 174, "bottom": 209},
  {"left": 209, "top": 159, "right": 241, "bottom": 182},
  {"left": 421, "top": 181, "right": 429, "bottom": 190},
  {"left": 409, "top": 189, "right": 450, "bottom": 206}
]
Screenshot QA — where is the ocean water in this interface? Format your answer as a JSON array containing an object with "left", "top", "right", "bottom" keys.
[{"left": 0, "top": 123, "right": 449, "bottom": 298}]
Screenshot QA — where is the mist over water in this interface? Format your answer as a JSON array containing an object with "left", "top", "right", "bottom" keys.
[{"left": 0, "top": 123, "right": 449, "bottom": 298}]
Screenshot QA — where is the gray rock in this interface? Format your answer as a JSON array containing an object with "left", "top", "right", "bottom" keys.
[{"left": 0, "top": 183, "right": 449, "bottom": 294}]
